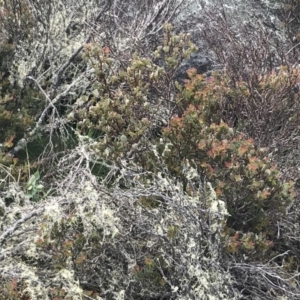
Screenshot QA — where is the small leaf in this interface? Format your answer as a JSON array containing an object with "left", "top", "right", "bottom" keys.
[
  {"left": 198, "top": 140, "right": 206, "bottom": 150},
  {"left": 4, "top": 135, "right": 14, "bottom": 148},
  {"left": 260, "top": 189, "right": 271, "bottom": 200},
  {"left": 34, "top": 171, "right": 40, "bottom": 181},
  {"left": 145, "top": 256, "right": 154, "bottom": 267},
  {"left": 75, "top": 254, "right": 87, "bottom": 265},
  {"left": 163, "top": 46, "right": 170, "bottom": 53}
]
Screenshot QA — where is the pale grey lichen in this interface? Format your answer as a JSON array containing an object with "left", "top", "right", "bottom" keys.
[
  {"left": 1, "top": 165, "right": 296, "bottom": 299},
  {"left": 9, "top": 0, "right": 97, "bottom": 87}
]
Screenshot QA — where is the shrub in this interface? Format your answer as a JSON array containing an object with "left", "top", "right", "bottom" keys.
[
  {"left": 157, "top": 69, "right": 295, "bottom": 240},
  {"left": 0, "top": 174, "right": 238, "bottom": 299},
  {"left": 161, "top": 103, "right": 294, "bottom": 232},
  {"left": 70, "top": 26, "right": 295, "bottom": 257},
  {"left": 72, "top": 24, "right": 197, "bottom": 164},
  {"left": 0, "top": 1, "right": 299, "bottom": 295}
]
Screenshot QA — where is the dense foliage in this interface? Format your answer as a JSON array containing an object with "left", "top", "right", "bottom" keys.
[{"left": 1, "top": 0, "right": 300, "bottom": 299}]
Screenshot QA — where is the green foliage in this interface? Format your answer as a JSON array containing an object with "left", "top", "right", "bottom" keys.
[
  {"left": 25, "top": 170, "right": 48, "bottom": 202},
  {"left": 160, "top": 77, "right": 294, "bottom": 238},
  {"left": 175, "top": 66, "right": 300, "bottom": 142},
  {"left": 73, "top": 24, "right": 197, "bottom": 163},
  {"left": 72, "top": 26, "right": 296, "bottom": 256},
  {"left": 224, "top": 230, "right": 274, "bottom": 257},
  {"left": 0, "top": 0, "right": 299, "bottom": 294}
]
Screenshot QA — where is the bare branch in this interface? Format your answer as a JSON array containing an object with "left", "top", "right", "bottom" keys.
[{"left": 0, "top": 207, "right": 44, "bottom": 246}]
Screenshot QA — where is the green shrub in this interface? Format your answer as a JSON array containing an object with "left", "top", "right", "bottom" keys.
[
  {"left": 73, "top": 24, "right": 197, "bottom": 164},
  {"left": 71, "top": 27, "right": 295, "bottom": 257},
  {"left": 159, "top": 70, "right": 295, "bottom": 242}
]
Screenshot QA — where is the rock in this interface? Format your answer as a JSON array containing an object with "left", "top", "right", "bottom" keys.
[{"left": 174, "top": 53, "right": 212, "bottom": 84}]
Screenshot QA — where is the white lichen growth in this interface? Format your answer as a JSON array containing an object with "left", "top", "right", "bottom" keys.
[
  {"left": 9, "top": 0, "right": 98, "bottom": 87},
  {"left": 205, "top": 182, "right": 230, "bottom": 234},
  {"left": 53, "top": 269, "right": 83, "bottom": 299}
]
